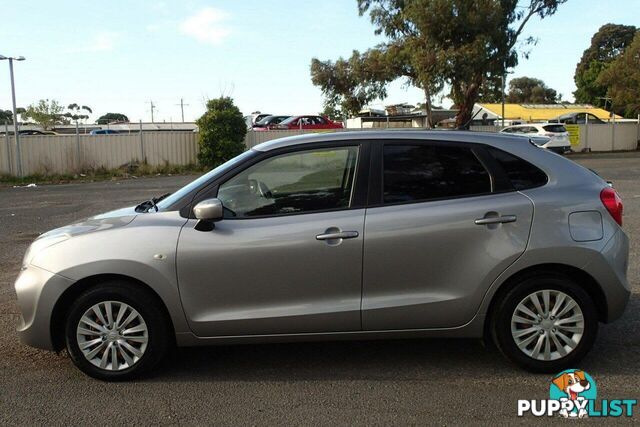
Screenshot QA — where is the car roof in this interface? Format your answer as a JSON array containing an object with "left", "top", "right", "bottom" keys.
[{"left": 252, "top": 130, "right": 531, "bottom": 152}]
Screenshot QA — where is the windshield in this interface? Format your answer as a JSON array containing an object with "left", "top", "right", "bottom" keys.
[
  {"left": 155, "top": 150, "right": 256, "bottom": 211},
  {"left": 255, "top": 115, "right": 275, "bottom": 125},
  {"left": 279, "top": 116, "right": 299, "bottom": 125}
]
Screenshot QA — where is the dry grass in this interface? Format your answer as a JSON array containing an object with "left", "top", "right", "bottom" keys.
[{"left": 0, "top": 161, "right": 205, "bottom": 186}]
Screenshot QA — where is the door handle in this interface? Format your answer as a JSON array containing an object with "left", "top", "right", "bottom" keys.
[
  {"left": 475, "top": 215, "right": 517, "bottom": 225},
  {"left": 316, "top": 231, "right": 359, "bottom": 241}
]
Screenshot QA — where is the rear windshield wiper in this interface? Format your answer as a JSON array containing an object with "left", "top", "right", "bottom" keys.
[{"left": 135, "top": 193, "right": 171, "bottom": 213}]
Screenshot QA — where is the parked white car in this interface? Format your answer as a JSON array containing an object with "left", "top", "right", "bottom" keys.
[{"left": 500, "top": 123, "right": 571, "bottom": 154}]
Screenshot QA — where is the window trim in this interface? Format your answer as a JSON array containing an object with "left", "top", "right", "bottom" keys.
[
  {"left": 184, "top": 141, "right": 371, "bottom": 220},
  {"left": 369, "top": 139, "right": 512, "bottom": 208}
]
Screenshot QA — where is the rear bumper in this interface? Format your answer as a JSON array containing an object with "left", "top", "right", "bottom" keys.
[
  {"left": 547, "top": 145, "right": 572, "bottom": 154},
  {"left": 583, "top": 229, "right": 631, "bottom": 323}
]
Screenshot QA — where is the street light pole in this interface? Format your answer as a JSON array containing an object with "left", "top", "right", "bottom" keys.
[
  {"left": 501, "top": 73, "right": 506, "bottom": 128},
  {"left": 1, "top": 54, "right": 25, "bottom": 177}
]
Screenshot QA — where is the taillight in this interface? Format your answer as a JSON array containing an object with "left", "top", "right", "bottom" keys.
[{"left": 600, "top": 187, "right": 623, "bottom": 226}]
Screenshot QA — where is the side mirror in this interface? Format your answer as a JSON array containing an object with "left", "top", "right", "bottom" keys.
[{"left": 193, "top": 198, "right": 223, "bottom": 231}]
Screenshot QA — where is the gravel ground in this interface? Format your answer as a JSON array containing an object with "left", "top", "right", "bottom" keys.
[{"left": 1, "top": 153, "right": 639, "bottom": 425}]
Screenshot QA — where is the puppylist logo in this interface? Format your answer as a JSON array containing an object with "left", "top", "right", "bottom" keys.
[{"left": 517, "top": 369, "right": 637, "bottom": 418}]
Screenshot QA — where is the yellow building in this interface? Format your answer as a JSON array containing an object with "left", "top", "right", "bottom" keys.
[{"left": 474, "top": 103, "right": 619, "bottom": 123}]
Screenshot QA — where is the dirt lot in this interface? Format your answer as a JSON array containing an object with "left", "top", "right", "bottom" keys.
[{"left": 1, "top": 153, "right": 639, "bottom": 425}]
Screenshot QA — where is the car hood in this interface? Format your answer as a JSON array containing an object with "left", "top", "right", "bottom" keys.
[{"left": 23, "top": 206, "right": 138, "bottom": 266}]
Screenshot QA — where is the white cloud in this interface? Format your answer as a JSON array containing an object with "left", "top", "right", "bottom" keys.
[
  {"left": 145, "top": 24, "right": 161, "bottom": 33},
  {"left": 180, "top": 7, "right": 231, "bottom": 45},
  {"left": 63, "top": 32, "right": 120, "bottom": 54},
  {"left": 90, "top": 32, "right": 119, "bottom": 51}
]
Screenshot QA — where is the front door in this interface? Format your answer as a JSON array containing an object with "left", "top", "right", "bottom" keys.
[
  {"left": 362, "top": 141, "right": 534, "bottom": 330},
  {"left": 177, "top": 145, "right": 366, "bottom": 337}
]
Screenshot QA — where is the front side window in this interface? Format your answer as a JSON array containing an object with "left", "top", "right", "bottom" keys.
[
  {"left": 217, "top": 147, "right": 359, "bottom": 218},
  {"left": 383, "top": 144, "right": 491, "bottom": 204}
]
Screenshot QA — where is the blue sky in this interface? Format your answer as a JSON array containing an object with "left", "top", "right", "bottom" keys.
[{"left": 1, "top": 0, "right": 638, "bottom": 123}]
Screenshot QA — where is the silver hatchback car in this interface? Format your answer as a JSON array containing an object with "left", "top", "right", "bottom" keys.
[{"left": 15, "top": 131, "right": 629, "bottom": 380}]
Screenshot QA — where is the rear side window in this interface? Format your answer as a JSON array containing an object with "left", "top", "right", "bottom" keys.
[
  {"left": 383, "top": 145, "right": 491, "bottom": 204},
  {"left": 487, "top": 147, "right": 548, "bottom": 190},
  {"left": 542, "top": 125, "right": 567, "bottom": 133}
]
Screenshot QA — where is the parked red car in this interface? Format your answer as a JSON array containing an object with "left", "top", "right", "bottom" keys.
[{"left": 274, "top": 115, "right": 343, "bottom": 130}]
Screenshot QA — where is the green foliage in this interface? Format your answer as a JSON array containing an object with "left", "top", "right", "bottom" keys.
[
  {"left": 320, "top": 103, "right": 345, "bottom": 121},
  {"left": 574, "top": 24, "right": 637, "bottom": 110},
  {"left": 312, "top": 0, "right": 566, "bottom": 128},
  {"left": 506, "top": 77, "right": 559, "bottom": 104},
  {"left": 96, "top": 113, "right": 130, "bottom": 124},
  {"left": 196, "top": 97, "right": 247, "bottom": 168},
  {"left": 22, "top": 99, "right": 67, "bottom": 129},
  {"left": 0, "top": 109, "right": 14, "bottom": 124},
  {"left": 65, "top": 103, "right": 92, "bottom": 123},
  {"left": 597, "top": 33, "right": 640, "bottom": 118}
]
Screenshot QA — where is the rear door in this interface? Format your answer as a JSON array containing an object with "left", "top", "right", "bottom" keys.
[{"left": 362, "top": 140, "right": 534, "bottom": 330}]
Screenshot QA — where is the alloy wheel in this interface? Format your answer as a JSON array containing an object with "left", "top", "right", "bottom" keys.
[
  {"left": 510, "top": 290, "right": 584, "bottom": 361},
  {"left": 76, "top": 301, "right": 149, "bottom": 371}
]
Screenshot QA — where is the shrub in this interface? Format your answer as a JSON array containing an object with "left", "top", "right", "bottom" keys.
[{"left": 196, "top": 97, "right": 247, "bottom": 167}]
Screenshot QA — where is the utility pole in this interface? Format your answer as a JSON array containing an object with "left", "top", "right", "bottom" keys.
[
  {"left": 175, "top": 98, "right": 189, "bottom": 123},
  {"left": 149, "top": 100, "right": 156, "bottom": 123},
  {"left": 501, "top": 73, "right": 505, "bottom": 127},
  {"left": 0, "top": 54, "right": 26, "bottom": 177}
]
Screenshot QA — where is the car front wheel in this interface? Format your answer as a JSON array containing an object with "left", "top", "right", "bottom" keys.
[
  {"left": 65, "top": 282, "right": 170, "bottom": 381},
  {"left": 492, "top": 272, "right": 598, "bottom": 373}
]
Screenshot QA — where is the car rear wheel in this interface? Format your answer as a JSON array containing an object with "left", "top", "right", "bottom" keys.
[
  {"left": 65, "top": 282, "right": 170, "bottom": 381},
  {"left": 492, "top": 272, "right": 598, "bottom": 373}
]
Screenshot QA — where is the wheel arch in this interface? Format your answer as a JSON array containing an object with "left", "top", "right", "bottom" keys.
[
  {"left": 50, "top": 273, "right": 176, "bottom": 351},
  {"left": 483, "top": 263, "right": 607, "bottom": 342}
]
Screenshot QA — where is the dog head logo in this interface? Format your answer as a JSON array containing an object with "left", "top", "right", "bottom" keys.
[
  {"left": 550, "top": 369, "right": 597, "bottom": 418},
  {"left": 552, "top": 370, "right": 590, "bottom": 400}
]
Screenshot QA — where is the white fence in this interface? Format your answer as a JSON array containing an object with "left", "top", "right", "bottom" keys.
[{"left": 2, "top": 123, "right": 638, "bottom": 177}]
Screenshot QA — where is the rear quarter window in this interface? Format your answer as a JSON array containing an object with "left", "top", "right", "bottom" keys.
[{"left": 487, "top": 147, "right": 548, "bottom": 190}]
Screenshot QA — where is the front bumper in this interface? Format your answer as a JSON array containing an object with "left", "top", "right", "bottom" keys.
[{"left": 14, "top": 264, "right": 74, "bottom": 350}]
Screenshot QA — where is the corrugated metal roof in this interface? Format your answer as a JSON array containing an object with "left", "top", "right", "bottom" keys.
[{"left": 477, "top": 103, "right": 619, "bottom": 121}]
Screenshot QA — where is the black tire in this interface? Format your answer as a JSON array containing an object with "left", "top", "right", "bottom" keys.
[
  {"left": 65, "top": 281, "right": 170, "bottom": 381},
  {"left": 492, "top": 272, "right": 598, "bottom": 373}
]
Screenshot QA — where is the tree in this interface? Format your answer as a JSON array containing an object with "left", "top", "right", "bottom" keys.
[
  {"left": 312, "top": 30, "right": 443, "bottom": 126},
  {"left": 21, "top": 99, "right": 67, "bottom": 130},
  {"left": 311, "top": 47, "right": 405, "bottom": 119},
  {"left": 312, "top": 0, "right": 566, "bottom": 128},
  {"left": 320, "top": 102, "right": 347, "bottom": 121},
  {"left": 96, "top": 113, "right": 130, "bottom": 124},
  {"left": 196, "top": 97, "right": 247, "bottom": 168},
  {"left": 64, "top": 103, "right": 92, "bottom": 124},
  {"left": 506, "top": 77, "right": 559, "bottom": 104},
  {"left": 597, "top": 33, "right": 640, "bottom": 118},
  {"left": 0, "top": 110, "right": 14, "bottom": 124},
  {"left": 574, "top": 24, "right": 637, "bottom": 109}
]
